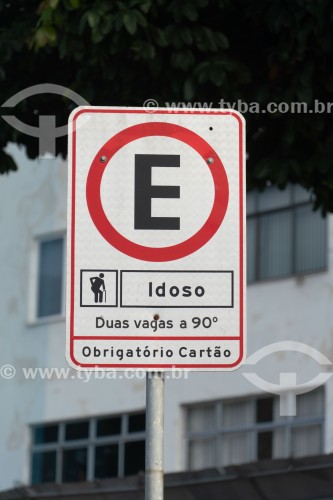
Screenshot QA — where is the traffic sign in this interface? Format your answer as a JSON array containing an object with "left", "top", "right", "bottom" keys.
[{"left": 66, "top": 107, "right": 246, "bottom": 370}]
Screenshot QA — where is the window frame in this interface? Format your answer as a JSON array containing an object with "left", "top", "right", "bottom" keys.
[
  {"left": 184, "top": 389, "right": 324, "bottom": 470},
  {"left": 30, "top": 411, "right": 146, "bottom": 484},
  {"left": 28, "top": 231, "right": 66, "bottom": 325},
  {"left": 247, "top": 186, "right": 328, "bottom": 284}
]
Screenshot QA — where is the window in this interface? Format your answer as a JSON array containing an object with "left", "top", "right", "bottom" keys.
[
  {"left": 30, "top": 412, "right": 145, "bottom": 484},
  {"left": 185, "top": 388, "right": 324, "bottom": 470},
  {"left": 247, "top": 185, "right": 327, "bottom": 283},
  {"left": 35, "top": 235, "right": 65, "bottom": 319}
]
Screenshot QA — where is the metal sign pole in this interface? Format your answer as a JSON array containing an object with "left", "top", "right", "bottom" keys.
[{"left": 145, "top": 371, "right": 164, "bottom": 500}]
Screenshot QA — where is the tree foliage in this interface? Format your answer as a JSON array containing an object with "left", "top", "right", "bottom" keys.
[{"left": 0, "top": 0, "right": 333, "bottom": 211}]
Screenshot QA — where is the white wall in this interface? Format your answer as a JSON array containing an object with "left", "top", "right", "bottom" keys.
[{"left": 0, "top": 146, "right": 332, "bottom": 489}]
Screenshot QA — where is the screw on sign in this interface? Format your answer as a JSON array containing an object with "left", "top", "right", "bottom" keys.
[{"left": 66, "top": 107, "right": 245, "bottom": 371}]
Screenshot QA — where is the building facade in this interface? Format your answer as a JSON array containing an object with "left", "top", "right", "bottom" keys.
[{"left": 0, "top": 144, "right": 332, "bottom": 491}]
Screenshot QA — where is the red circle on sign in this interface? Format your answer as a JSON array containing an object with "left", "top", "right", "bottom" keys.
[{"left": 86, "top": 122, "right": 229, "bottom": 262}]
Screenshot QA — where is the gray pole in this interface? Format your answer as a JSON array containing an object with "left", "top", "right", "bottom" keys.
[{"left": 145, "top": 371, "right": 164, "bottom": 500}]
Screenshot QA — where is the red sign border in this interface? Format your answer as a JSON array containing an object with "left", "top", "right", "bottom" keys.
[
  {"left": 68, "top": 108, "right": 245, "bottom": 370},
  {"left": 86, "top": 122, "right": 229, "bottom": 262}
]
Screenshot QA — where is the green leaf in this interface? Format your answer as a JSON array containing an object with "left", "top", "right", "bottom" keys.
[
  {"left": 78, "top": 12, "right": 88, "bottom": 34},
  {"left": 40, "top": 8, "right": 54, "bottom": 25},
  {"left": 194, "top": 61, "right": 210, "bottom": 84},
  {"left": 171, "top": 50, "right": 195, "bottom": 70},
  {"left": 154, "top": 28, "right": 169, "bottom": 47},
  {"left": 87, "top": 11, "right": 100, "bottom": 29},
  {"left": 123, "top": 12, "right": 137, "bottom": 34},
  {"left": 100, "top": 15, "right": 113, "bottom": 36},
  {"left": 92, "top": 30, "right": 105, "bottom": 44},
  {"left": 70, "top": 0, "right": 81, "bottom": 8},
  {"left": 34, "top": 26, "right": 57, "bottom": 48},
  {"left": 49, "top": 0, "right": 60, "bottom": 9},
  {"left": 140, "top": 1, "right": 152, "bottom": 14},
  {"left": 180, "top": 28, "right": 193, "bottom": 46},
  {"left": 254, "top": 158, "right": 273, "bottom": 179},
  {"left": 145, "top": 44, "right": 156, "bottom": 59},
  {"left": 0, "top": 150, "right": 17, "bottom": 174},
  {"left": 215, "top": 32, "right": 229, "bottom": 49},
  {"left": 209, "top": 66, "right": 225, "bottom": 86},
  {"left": 131, "top": 40, "right": 156, "bottom": 59},
  {"left": 183, "top": 4, "right": 198, "bottom": 21},
  {"left": 133, "top": 10, "right": 148, "bottom": 28}
]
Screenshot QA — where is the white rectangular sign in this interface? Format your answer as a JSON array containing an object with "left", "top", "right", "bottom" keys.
[{"left": 66, "top": 107, "right": 246, "bottom": 370}]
